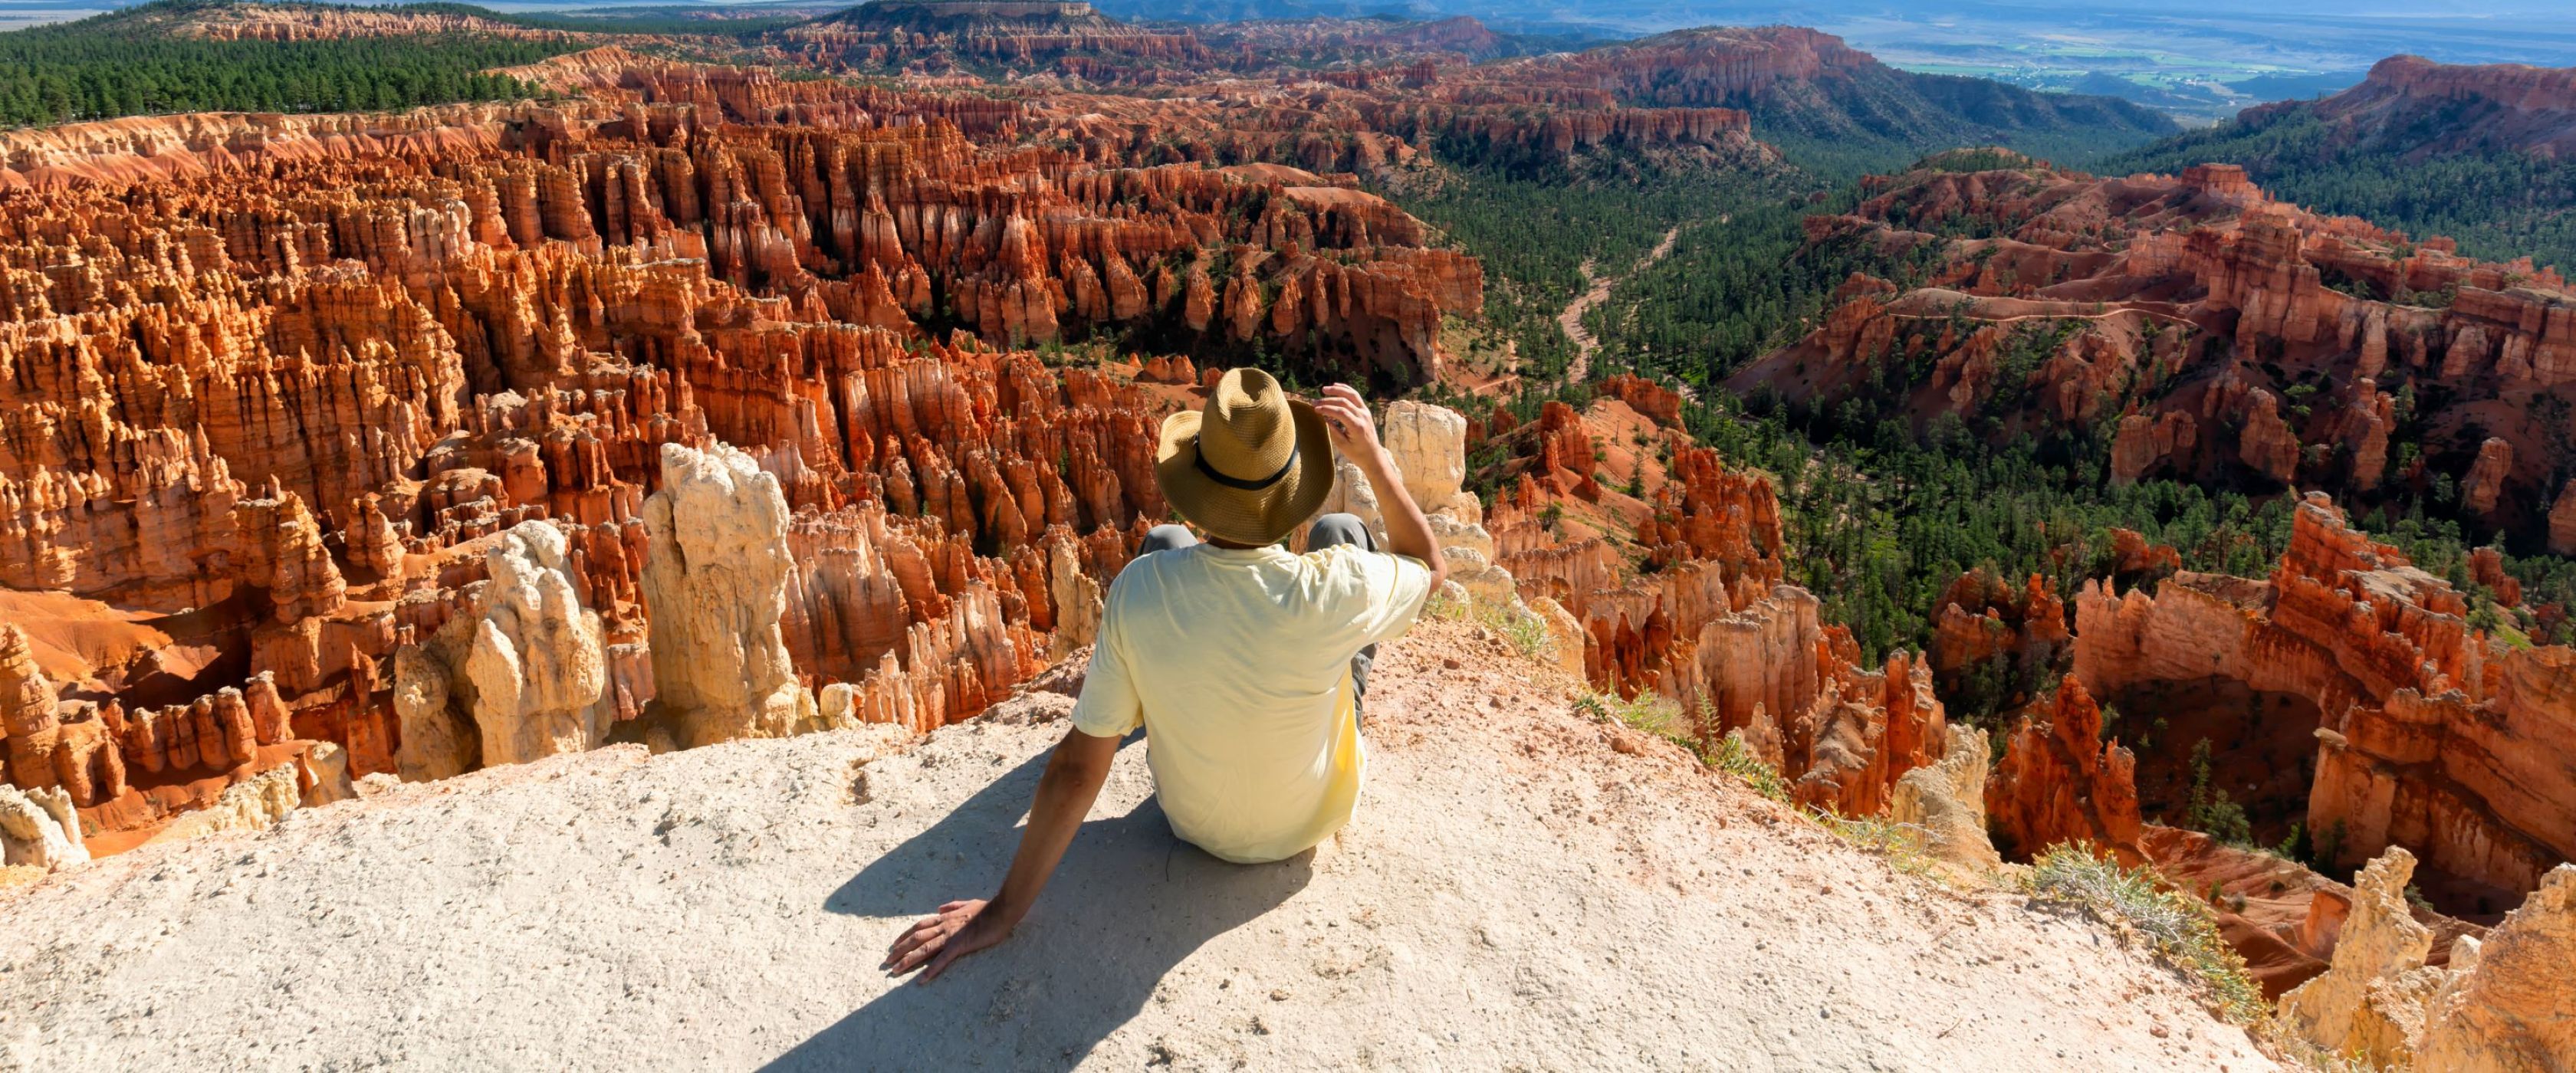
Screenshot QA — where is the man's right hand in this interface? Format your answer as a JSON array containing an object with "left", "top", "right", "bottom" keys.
[
  {"left": 1313, "top": 383, "right": 1384, "bottom": 461},
  {"left": 1309, "top": 383, "right": 1445, "bottom": 591}
]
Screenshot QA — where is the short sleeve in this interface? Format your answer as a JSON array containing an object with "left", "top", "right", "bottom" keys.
[
  {"left": 1069, "top": 609, "right": 1142, "bottom": 739},
  {"left": 1329, "top": 546, "right": 1434, "bottom": 646}
]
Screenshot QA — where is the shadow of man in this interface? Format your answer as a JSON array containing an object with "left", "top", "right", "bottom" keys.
[{"left": 766, "top": 736, "right": 1314, "bottom": 1072}]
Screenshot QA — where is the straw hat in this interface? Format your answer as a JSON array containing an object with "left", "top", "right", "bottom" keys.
[{"left": 1155, "top": 367, "right": 1334, "bottom": 546}]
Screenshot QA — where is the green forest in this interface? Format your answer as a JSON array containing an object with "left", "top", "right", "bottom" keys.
[
  {"left": 0, "top": 0, "right": 820, "bottom": 127},
  {"left": 0, "top": 4, "right": 583, "bottom": 125},
  {"left": 1428, "top": 147, "right": 2574, "bottom": 726},
  {"left": 1397, "top": 161, "right": 1804, "bottom": 383}
]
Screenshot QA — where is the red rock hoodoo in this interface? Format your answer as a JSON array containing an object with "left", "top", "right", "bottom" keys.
[
  {"left": 0, "top": 49, "right": 1511, "bottom": 848},
  {"left": 2076, "top": 494, "right": 2576, "bottom": 916},
  {"left": 1733, "top": 158, "right": 2576, "bottom": 550}
]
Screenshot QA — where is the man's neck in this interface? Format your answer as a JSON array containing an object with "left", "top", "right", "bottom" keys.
[{"left": 1205, "top": 536, "right": 1270, "bottom": 550}]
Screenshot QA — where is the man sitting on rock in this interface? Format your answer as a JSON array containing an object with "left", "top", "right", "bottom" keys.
[{"left": 883, "top": 368, "right": 1447, "bottom": 983}]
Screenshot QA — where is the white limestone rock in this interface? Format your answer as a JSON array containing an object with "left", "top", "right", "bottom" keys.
[
  {"left": 1891, "top": 724, "right": 1999, "bottom": 869},
  {"left": 0, "top": 783, "right": 87, "bottom": 871},
  {"left": 2413, "top": 864, "right": 2576, "bottom": 1071},
  {"left": 643, "top": 442, "right": 815, "bottom": 748},
  {"left": 1382, "top": 401, "right": 1479, "bottom": 521},
  {"left": 390, "top": 520, "right": 608, "bottom": 778},
  {"left": 2278, "top": 846, "right": 2441, "bottom": 1066}
]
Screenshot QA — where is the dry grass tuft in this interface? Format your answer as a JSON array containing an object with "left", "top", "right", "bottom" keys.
[{"left": 2023, "top": 843, "right": 2267, "bottom": 1026}]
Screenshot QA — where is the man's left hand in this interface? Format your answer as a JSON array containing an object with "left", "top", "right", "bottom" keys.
[{"left": 882, "top": 898, "right": 1012, "bottom": 983}]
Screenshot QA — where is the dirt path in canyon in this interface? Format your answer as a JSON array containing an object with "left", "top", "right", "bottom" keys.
[
  {"left": 0, "top": 620, "right": 2275, "bottom": 1072},
  {"left": 1559, "top": 226, "right": 1681, "bottom": 385}
]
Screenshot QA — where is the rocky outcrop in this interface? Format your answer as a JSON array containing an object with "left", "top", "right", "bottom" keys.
[
  {"left": 1480, "top": 399, "right": 1940, "bottom": 819},
  {"left": 1891, "top": 724, "right": 1999, "bottom": 868},
  {"left": 1985, "top": 676, "right": 2143, "bottom": 864},
  {"left": 1381, "top": 400, "right": 1476, "bottom": 520},
  {"left": 1732, "top": 158, "right": 2576, "bottom": 548},
  {"left": 0, "top": 783, "right": 87, "bottom": 871},
  {"left": 392, "top": 521, "right": 610, "bottom": 779},
  {"left": 2277, "top": 846, "right": 2444, "bottom": 1067},
  {"left": 2076, "top": 494, "right": 2576, "bottom": 911},
  {"left": 1, "top": 625, "right": 64, "bottom": 792},
  {"left": 144, "top": 763, "right": 310, "bottom": 845},
  {"left": 2414, "top": 864, "right": 2576, "bottom": 1071},
  {"left": 642, "top": 442, "right": 815, "bottom": 749},
  {"left": 1927, "top": 569, "right": 2068, "bottom": 711},
  {"left": 2462, "top": 437, "right": 2513, "bottom": 517},
  {"left": 2252, "top": 54, "right": 2576, "bottom": 160},
  {"left": 780, "top": 0, "right": 1208, "bottom": 67}
]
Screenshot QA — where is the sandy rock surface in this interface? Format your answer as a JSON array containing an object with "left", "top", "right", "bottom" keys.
[{"left": 0, "top": 623, "right": 2274, "bottom": 1071}]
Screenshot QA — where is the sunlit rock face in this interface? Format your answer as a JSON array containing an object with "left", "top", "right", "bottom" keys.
[
  {"left": 0, "top": 50, "right": 1496, "bottom": 845},
  {"left": 1732, "top": 157, "right": 2576, "bottom": 550},
  {"left": 1469, "top": 394, "right": 1947, "bottom": 819},
  {"left": 2075, "top": 494, "right": 2576, "bottom": 912}
]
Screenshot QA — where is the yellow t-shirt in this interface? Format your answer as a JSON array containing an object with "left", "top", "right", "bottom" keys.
[{"left": 1070, "top": 542, "right": 1434, "bottom": 864}]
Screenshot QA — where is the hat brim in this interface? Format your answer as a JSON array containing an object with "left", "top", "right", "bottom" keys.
[{"left": 1155, "top": 399, "right": 1336, "bottom": 546}]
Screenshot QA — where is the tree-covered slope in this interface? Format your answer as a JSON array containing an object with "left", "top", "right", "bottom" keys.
[
  {"left": 0, "top": 1, "right": 595, "bottom": 126},
  {"left": 2110, "top": 56, "right": 2576, "bottom": 274}
]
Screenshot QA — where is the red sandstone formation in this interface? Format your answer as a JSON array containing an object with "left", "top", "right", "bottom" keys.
[
  {"left": 2469, "top": 546, "right": 2523, "bottom": 608},
  {"left": 1927, "top": 569, "right": 2069, "bottom": 709},
  {"left": 2076, "top": 494, "right": 2576, "bottom": 915},
  {"left": 777, "top": 1, "right": 1210, "bottom": 70},
  {"left": 1474, "top": 396, "right": 1943, "bottom": 817},
  {"left": 2141, "top": 825, "right": 2484, "bottom": 1000},
  {"left": 761, "top": 5, "right": 1764, "bottom": 179},
  {"left": 151, "top": 3, "right": 584, "bottom": 42},
  {"left": 1735, "top": 157, "right": 2576, "bottom": 548},
  {"left": 2104, "top": 527, "right": 2182, "bottom": 589},
  {"left": 2, "top": 50, "right": 1505, "bottom": 848},
  {"left": 1986, "top": 675, "right": 2144, "bottom": 865},
  {"left": 2246, "top": 54, "right": 2576, "bottom": 160}
]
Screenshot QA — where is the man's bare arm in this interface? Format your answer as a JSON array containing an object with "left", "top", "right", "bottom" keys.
[
  {"left": 882, "top": 725, "right": 1120, "bottom": 983},
  {"left": 1313, "top": 383, "right": 1448, "bottom": 592}
]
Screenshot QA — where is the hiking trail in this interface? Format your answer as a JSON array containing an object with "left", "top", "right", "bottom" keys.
[{"left": 1560, "top": 225, "right": 1681, "bottom": 385}]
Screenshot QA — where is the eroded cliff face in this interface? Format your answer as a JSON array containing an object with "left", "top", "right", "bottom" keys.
[
  {"left": 2075, "top": 494, "right": 2576, "bottom": 915},
  {"left": 1735, "top": 159, "right": 2576, "bottom": 549},
  {"left": 0, "top": 51, "right": 1494, "bottom": 849},
  {"left": 2249, "top": 54, "right": 2576, "bottom": 159},
  {"left": 1986, "top": 675, "right": 2142, "bottom": 865},
  {"left": 1464, "top": 393, "right": 1947, "bottom": 818},
  {"left": 2273, "top": 846, "right": 2576, "bottom": 1071}
]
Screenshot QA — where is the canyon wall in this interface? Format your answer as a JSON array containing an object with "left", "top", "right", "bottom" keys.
[
  {"left": 1736, "top": 159, "right": 2576, "bottom": 550},
  {"left": 1469, "top": 393, "right": 1947, "bottom": 818},
  {"left": 0, "top": 51, "right": 1500, "bottom": 848},
  {"left": 2275, "top": 846, "right": 2576, "bottom": 1070},
  {"left": 2076, "top": 494, "right": 2576, "bottom": 910}
]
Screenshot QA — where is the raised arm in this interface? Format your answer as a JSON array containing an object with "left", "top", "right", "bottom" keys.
[
  {"left": 882, "top": 724, "right": 1120, "bottom": 983},
  {"left": 1313, "top": 384, "right": 1447, "bottom": 592}
]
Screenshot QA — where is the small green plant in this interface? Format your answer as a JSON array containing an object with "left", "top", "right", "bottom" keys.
[
  {"left": 2309, "top": 819, "right": 2348, "bottom": 873},
  {"left": 1572, "top": 688, "right": 1667, "bottom": 729},
  {"left": 2024, "top": 843, "right": 2266, "bottom": 1025},
  {"left": 1468, "top": 599, "right": 1555, "bottom": 662},
  {"left": 1424, "top": 585, "right": 1472, "bottom": 622},
  {"left": 1813, "top": 810, "right": 1932, "bottom": 876},
  {"left": 1707, "top": 730, "right": 1789, "bottom": 802},
  {"left": 2274, "top": 822, "right": 2305, "bottom": 861}
]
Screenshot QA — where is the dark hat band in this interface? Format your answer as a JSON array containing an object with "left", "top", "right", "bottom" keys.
[{"left": 1192, "top": 436, "right": 1299, "bottom": 491}]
